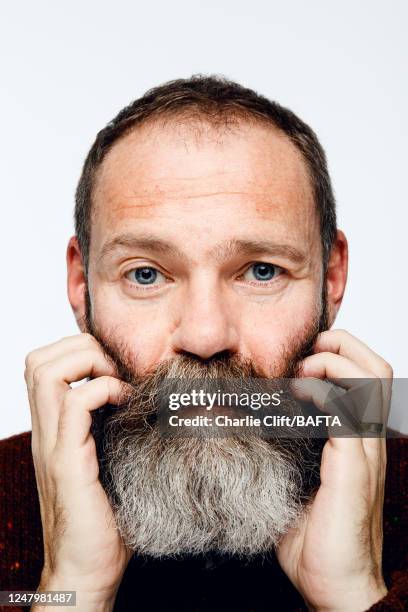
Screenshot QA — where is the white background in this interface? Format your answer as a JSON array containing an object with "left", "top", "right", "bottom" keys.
[{"left": 1, "top": 1, "right": 407, "bottom": 438}]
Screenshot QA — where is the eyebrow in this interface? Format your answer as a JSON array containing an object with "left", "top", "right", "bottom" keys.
[
  {"left": 212, "top": 239, "right": 307, "bottom": 264},
  {"left": 98, "top": 233, "right": 307, "bottom": 265},
  {"left": 99, "top": 234, "right": 185, "bottom": 262}
]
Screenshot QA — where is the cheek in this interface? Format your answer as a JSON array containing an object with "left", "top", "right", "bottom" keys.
[
  {"left": 239, "top": 295, "right": 319, "bottom": 368},
  {"left": 92, "top": 291, "right": 172, "bottom": 370}
]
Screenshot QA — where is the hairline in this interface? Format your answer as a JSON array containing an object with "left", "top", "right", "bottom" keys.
[{"left": 89, "top": 109, "right": 321, "bottom": 262}]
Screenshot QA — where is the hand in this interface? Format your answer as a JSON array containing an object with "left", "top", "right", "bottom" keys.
[
  {"left": 24, "top": 333, "right": 133, "bottom": 611},
  {"left": 276, "top": 329, "right": 392, "bottom": 612}
]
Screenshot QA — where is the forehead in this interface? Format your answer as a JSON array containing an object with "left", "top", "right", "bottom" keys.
[{"left": 91, "top": 118, "right": 319, "bottom": 259}]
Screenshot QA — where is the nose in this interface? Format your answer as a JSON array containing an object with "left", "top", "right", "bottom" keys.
[{"left": 171, "top": 275, "right": 240, "bottom": 361}]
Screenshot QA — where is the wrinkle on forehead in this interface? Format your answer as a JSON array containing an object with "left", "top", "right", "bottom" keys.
[{"left": 91, "top": 119, "right": 316, "bottom": 235}]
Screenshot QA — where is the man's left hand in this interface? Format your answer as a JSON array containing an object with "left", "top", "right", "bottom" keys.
[{"left": 276, "top": 329, "right": 392, "bottom": 612}]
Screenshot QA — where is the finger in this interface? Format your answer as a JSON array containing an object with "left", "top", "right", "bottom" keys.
[
  {"left": 57, "top": 376, "right": 132, "bottom": 449},
  {"left": 291, "top": 377, "right": 384, "bottom": 446},
  {"left": 301, "top": 343, "right": 391, "bottom": 433},
  {"left": 313, "top": 330, "right": 393, "bottom": 422},
  {"left": 300, "top": 351, "right": 373, "bottom": 381},
  {"left": 296, "top": 354, "right": 381, "bottom": 453},
  {"left": 291, "top": 377, "right": 333, "bottom": 407},
  {"left": 312, "top": 330, "right": 393, "bottom": 379},
  {"left": 25, "top": 333, "right": 106, "bottom": 387},
  {"left": 33, "top": 347, "right": 117, "bottom": 388},
  {"left": 32, "top": 348, "right": 118, "bottom": 448},
  {"left": 26, "top": 337, "right": 86, "bottom": 434}
]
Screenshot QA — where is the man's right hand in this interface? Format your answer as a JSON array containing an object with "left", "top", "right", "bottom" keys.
[{"left": 24, "top": 333, "right": 133, "bottom": 611}]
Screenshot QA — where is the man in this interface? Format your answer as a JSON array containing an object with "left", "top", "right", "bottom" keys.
[{"left": 1, "top": 75, "right": 407, "bottom": 611}]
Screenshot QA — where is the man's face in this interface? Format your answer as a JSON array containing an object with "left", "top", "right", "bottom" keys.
[
  {"left": 73, "top": 118, "right": 332, "bottom": 557},
  {"left": 85, "top": 118, "right": 324, "bottom": 377}
]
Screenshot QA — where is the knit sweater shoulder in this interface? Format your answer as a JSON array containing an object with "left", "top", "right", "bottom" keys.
[{"left": 1, "top": 430, "right": 407, "bottom": 612}]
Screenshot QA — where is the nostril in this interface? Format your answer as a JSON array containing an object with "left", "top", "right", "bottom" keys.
[
  {"left": 205, "top": 349, "right": 235, "bottom": 365},
  {"left": 175, "top": 349, "right": 235, "bottom": 366}
]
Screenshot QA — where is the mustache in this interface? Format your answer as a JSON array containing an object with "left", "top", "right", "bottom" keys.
[
  {"left": 113, "top": 350, "right": 265, "bottom": 386},
  {"left": 86, "top": 320, "right": 320, "bottom": 387},
  {"left": 90, "top": 341, "right": 320, "bottom": 450},
  {"left": 90, "top": 345, "right": 316, "bottom": 438}
]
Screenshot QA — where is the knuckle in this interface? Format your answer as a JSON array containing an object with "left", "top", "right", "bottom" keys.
[
  {"left": 32, "top": 365, "right": 43, "bottom": 386},
  {"left": 101, "top": 375, "right": 114, "bottom": 393},
  {"left": 96, "top": 375, "right": 110, "bottom": 396},
  {"left": 24, "top": 350, "right": 39, "bottom": 372},
  {"left": 32, "top": 363, "right": 51, "bottom": 386},
  {"left": 380, "top": 361, "right": 393, "bottom": 378}
]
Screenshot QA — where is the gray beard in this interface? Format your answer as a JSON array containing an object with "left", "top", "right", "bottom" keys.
[{"left": 96, "top": 412, "right": 322, "bottom": 558}]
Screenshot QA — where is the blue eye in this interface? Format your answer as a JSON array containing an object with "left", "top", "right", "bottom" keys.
[
  {"left": 244, "top": 262, "right": 282, "bottom": 283},
  {"left": 125, "top": 266, "right": 165, "bottom": 285}
]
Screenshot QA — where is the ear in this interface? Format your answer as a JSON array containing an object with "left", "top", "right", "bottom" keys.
[
  {"left": 67, "top": 236, "right": 87, "bottom": 332},
  {"left": 325, "top": 229, "right": 348, "bottom": 327}
]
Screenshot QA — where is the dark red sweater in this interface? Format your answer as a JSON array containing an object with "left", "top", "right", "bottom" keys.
[{"left": 1, "top": 430, "right": 407, "bottom": 611}]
